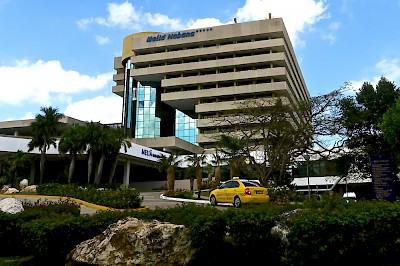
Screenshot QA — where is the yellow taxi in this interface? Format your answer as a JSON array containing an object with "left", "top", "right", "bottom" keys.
[{"left": 209, "top": 178, "right": 270, "bottom": 207}]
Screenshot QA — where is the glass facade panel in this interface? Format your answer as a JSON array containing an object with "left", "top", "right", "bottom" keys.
[
  {"left": 175, "top": 110, "right": 198, "bottom": 144},
  {"left": 134, "top": 83, "right": 198, "bottom": 145},
  {"left": 135, "top": 83, "right": 161, "bottom": 138}
]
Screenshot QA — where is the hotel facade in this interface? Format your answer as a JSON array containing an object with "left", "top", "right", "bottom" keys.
[{"left": 113, "top": 17, "right": 310, "bottom": 153}]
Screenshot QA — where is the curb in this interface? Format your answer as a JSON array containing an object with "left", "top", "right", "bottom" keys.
[
  {"left": 0, "top": 194, "right": 149, "bottom": 212},
  {"left": 160, "top": 194, "right": 210, "bottom": 204}
]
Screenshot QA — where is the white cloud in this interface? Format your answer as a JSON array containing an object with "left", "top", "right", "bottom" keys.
[
  {"left": 376, "top": 59, "right": 400, "bottom": 81},
  {"left": 64, "top": 96, "right": 122, "bottom": 124},
  {"left": 78, "top": 1, "right": 183, "bottom": 31},
  {"left": 322, "top": 33, "right": 335, "bottom": 44},
  {"left": 329, "top": 21, "right": 341, "bottom": 30},
  {"left": 95, "top": 35, "right": 110, "bottom": 45},
  {"left": 145, "top": 13, "right": 182, "bottom": 29},
  {"left": 186, "top": 18, "right": 224, "bottom": 29},
  {"left": 0, "top": 59, "right": 112, "bottom": 106},
  {"left": 235, "top": 0, "right": 329, "bottom": 47},
  {"left": 349, "top": 58, "right": 400, "bottom": 92}
]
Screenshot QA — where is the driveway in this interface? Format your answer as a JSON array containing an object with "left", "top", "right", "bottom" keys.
[{"left": 0, "top": 191, "right": 210, "bottom": 215}]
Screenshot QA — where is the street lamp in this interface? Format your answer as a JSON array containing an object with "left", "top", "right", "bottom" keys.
[{"left": 304, "top": 154, "right": 310, "bottom": 198}]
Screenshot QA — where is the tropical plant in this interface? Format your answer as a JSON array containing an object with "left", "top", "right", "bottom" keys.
[
  {"left": 217, "top": 135, "right": 247, "bottom": 179},
  {"left": 28, "top": 106, "right": 64, "bottom": 184},
  {"left": 81, "top": 121, "right": 103, "bottom": 184},
  {"left": 3, "top": 150, "right": 30, "bottom": 186},
  {"left": 93, "top": 127, "right": 113, "bottom": 185},
  {"left": 156, "top": 152, "right": 180, "bottom": 191},
  {"left": 185, "top": 152, "right": 206, "bottom": 199},
  {"left": 108, "top": 127, "right": 132, "bottom": 184},
  {"left": 58, "top": 124, "right": 86, "bottom": 183},
  {"left": 211, "top": 148, "right": 222, "bottom": 183}
]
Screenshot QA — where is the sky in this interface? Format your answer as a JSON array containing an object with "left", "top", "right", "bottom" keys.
[{"left": 0, "top": 0, "right": 399, "bottom": 124}]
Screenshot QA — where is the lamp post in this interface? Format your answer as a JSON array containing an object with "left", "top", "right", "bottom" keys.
[{"left": 304, "top": 154, "right": 310, "bottom": 198}]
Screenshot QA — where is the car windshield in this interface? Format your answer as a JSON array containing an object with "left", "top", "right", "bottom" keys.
[{"left": 242, "top": 181, "right": 259, "bottom": 187}]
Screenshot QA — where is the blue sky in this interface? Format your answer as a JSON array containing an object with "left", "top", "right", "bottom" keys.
[{"left": 1, "top": 0, "right": 399, "bottom": 123}]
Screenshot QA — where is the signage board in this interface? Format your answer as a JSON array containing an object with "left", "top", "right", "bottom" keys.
[{"left": 369, "top": 154, "right": 396, "bottom": 201}]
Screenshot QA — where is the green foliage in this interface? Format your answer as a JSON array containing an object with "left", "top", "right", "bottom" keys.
[
  {"left": 286, "top": 200, "right": 400, "bottom": 265},
  {"left": 163, "top": 188, "right": 194, "bottom": 199},
  {"left": 37, "top": 183, "right": 143, "bottom": 209},
  {"left": 28, "top": 106, "right": 64, "bottom": 184},
  {"left": 3, "top": 197, "right": 400, "bottom": 265},
  {"left": 2, "top": 150, "right": 30, "bottom": 187},
  {"left": 340, "top": 77, "right": 399, "bottom": 155},
  {"left": 268, "top": 185, "right": 303, "bottom": 203},
  {"left": 0, "top": 200, "right": 80, "bottom": 257}
]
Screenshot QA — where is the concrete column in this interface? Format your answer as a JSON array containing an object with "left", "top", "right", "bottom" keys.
[{"left": 123, "top": 161, "right": 130, "bottom": 187}]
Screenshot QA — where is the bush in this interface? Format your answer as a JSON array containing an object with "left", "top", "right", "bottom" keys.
[
  {"left": 268, "top": 185, "right": 303, "bottom": 203},
  {"left": 163, "top": 189, "right": 194, "bottom": 199},
  {"left": 37, "top": 183, "right": 143, "bottom": 209},
  {"left": 286, "top": 200, "right": 400, "bottom": 265}
]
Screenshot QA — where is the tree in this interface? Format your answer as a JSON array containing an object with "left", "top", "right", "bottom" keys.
[
  {"left": 82, "top": 121, "right": 103, "bottom": 184},
  {"left": 93, "top": 127, "right": 113, "bottom": 185},
  {"left": 211, "top": 149, "right": 222, "bottom": 183},
  {"left": 185, "top": 152, "right": 206, "bottom": 199},
  {"left": 214, "top": 97, "right": 312, "bottom": 186},
  {"left": 217, "top": 135, "right": 247, "bottom": 179},
  {"left": 28, "top": 106, "right": 64, "bottom": 184},
  {"left": 58, "top": 124, "right": 86, "bottom": 183},
  {"left": 156, "top": 152, "right": 180, "bottom": 191},
  {"left": 108, "top": 127, "right": 132, "bottom": 184},
  {"left": 208, "top": 81, "right": 369, "bottom": 187},
  {"left": 340, "top": 77, "right": 399, "bottom": 155},
  {"left": 340, "top": 77, "right": 400, "bottom": 174},
  {"left": 4, "top": 150, "right": 29, "bottom": 185},
  {"left": 379, "top": 96, "right": 400, "bottom": 165}
]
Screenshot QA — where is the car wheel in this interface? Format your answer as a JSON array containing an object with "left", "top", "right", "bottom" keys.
[
  {"left": 233, "top": 196, "right": 241, "bottom": 208},
  {"left": 210, "top": 195, "right": 217, "bottom": 206}
]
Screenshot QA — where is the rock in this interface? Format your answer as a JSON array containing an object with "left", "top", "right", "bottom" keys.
[
  {"left": 21, "top": 185, "right": 37, "bottom": 193},
  {"left": 4, "top": 188, "right": 19, "bottom": 194},
  {"left": 66, "top": 217, "right": 196, "bottom": 266},
  {"left": 19, "top": 179, "right": 29, "bottom": 189},
  {"left": 0, "top": 198, "right": 24, "bottom": 214},
  {"left": 1, "top": 185, "right": 10, "bottom": 192},
  {"left": 271, "top": 208, "right": 303, "bottom": 245}
]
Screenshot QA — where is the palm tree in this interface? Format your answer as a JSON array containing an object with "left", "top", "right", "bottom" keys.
[
  {"left": 58, "top": 124, "right": 86, "bottom": 183},
  {"left": 93, "top": 127, "right": 113, "bottom": 185},
  {"left": 211, "top": 148, "right": 222, "bottom": 183},
  {"left": 156, "top": 152, "right": 180, "bottom": 191},
  {"left": 217, "top": 135, "right": 247, "bottom": 179},
  {"left": 108, "top": 127, "right": 132, "bottom": 184},
  {"left": 82, "top": 121, "right": 103, "bottom": 184},
  {"left": 4, "top": 150, "right": 29, "bottom": 185},
  {"left": 28, "top": 106, "right": 64, "bottom": 184},
  {"left": 185, "top": 152, "right": 206, "bottom": 199}
]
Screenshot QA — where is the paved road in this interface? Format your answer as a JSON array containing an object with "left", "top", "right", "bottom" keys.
[{"left": 0, "top": 191, "right": 211, "bottom": 215}]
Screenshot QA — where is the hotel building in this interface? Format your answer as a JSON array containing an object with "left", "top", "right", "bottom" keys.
[{"left": 113, "top": 16, "right": 310, "bottom": 153}]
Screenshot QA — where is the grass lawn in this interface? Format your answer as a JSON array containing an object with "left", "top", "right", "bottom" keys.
[{"left": 0, "top": 256, "right": 34, "bottom": 265}]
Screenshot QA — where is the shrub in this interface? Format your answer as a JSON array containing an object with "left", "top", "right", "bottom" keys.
[
  {"left": 286, "top": 200, "right": 400, "bottom": 265},
  {"left": 268, "top": 185, "right": 302, "bottom": 203},
  {"left": 163, "top": 189, "right": 194, "bottom": 199},
  {"left": 37, "top": 183, "right": 143, "bottom": 209}
]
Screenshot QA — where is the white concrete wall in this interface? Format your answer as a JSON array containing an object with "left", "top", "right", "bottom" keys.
[{"left": 130, "top": 179, "right": 208, "bottom": 192}]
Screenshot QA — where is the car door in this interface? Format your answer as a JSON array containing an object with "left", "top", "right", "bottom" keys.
[
  {"left": 226, "top": 181, "right": 240, "bottom": 203},
  {"left": 216, "top": 181, "right": 230, "bottom": 202}
]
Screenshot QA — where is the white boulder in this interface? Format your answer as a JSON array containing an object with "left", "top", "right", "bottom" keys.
[
  {"left": 0, "top": 198, "right": 24, "bottom": 214},
  {"left": 1, "top": 185, "right": 10, "bottom": 192},
  {"left": 19, "top": 179, "right": 29, "bottom": 189},
  {"left": 4, "top": 188, "right": 19, "bottom": 194},
  {"left": 66, "top": 217, "right": 197, "bottom": 266},
  {"left": 21, "top": 185, "right": 37, "bottom": 193}
]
